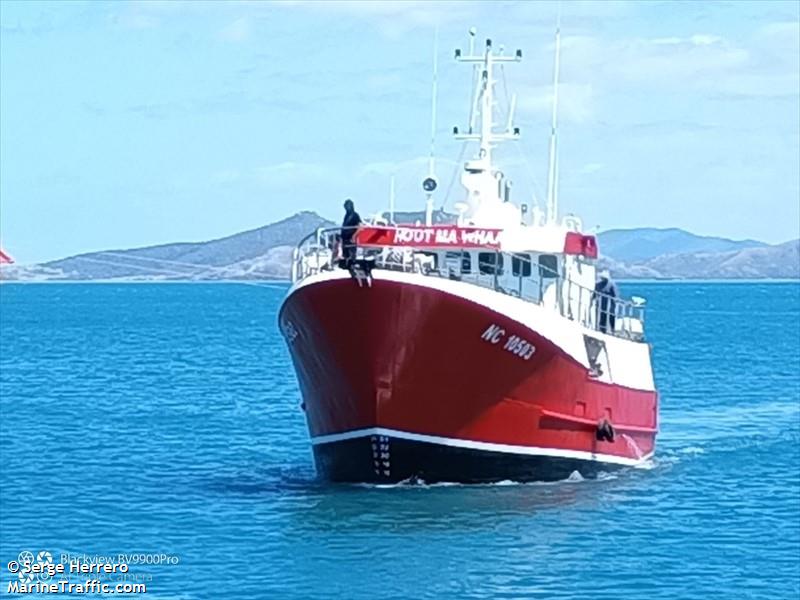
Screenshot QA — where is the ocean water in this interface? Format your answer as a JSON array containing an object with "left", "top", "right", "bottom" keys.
[{"left": 0, "top": 281, "right": 798, "bottom": 599}]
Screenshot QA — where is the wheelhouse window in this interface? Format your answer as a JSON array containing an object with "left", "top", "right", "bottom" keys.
[
  {"left": 478, "top": 252, "right": 503, "bottom": 275},
  {"left": 512, "top": 253, "right": 532, "bottom": 277},
  {"left": 445, "top": 251, "right": 471, "bottom": 274},
  {"left": 539, "top": 254, "right": 558, "bottom": 279}
]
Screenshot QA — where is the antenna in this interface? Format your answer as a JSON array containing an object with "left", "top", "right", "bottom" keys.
[
  {"left": 389, "top": 175, "right": 396, "bottom": 224},
  {"left": 424, "top": 26, "right": 440, "bottom": 226},
  {"left": 452, "top": 29, "right": 523, "bottom": 221},
  {"left": 545, "top": 7, "right": 562, "bottom": 225},
  {"left": 428, "top": 26, "right": 438, "bottom": 182},
  {"left": 506, "top": 93, "right": 517, "bottom": 133}
]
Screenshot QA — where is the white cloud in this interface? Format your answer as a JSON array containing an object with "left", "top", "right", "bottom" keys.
[
  {"left": 219, "top": 17, "right": 252, "bottom": 42},
  {"left": 275, "top": 0, "right": 475, "bottom": 38},
  {"left": 298, "top": 0, "right": 430, "bottom": 17},
  {"left": 578, "top": 162, "right": 603, "bottom": 175},
  {"left": 756, "top": 20, "right": 800, "bottom": 40},
  {"left": 358, "top": 155, "right": 459, "bottom": 177},
  {"left": 510, "top": 32, "right": 755, "bottom": 124},
  {"left": 516, "top": 82, "right": 595, "bottom": 124},
  {"left": 548, "top": 27, "right": 799, "bottom": 101},
  {"left": 561, "top": 33, "right": 749, "bottom": 84},
  {"left": 255, "top": 161, "right": 336, "bottom": 182},
  {"left": 691, "top": 34, "right": 723, "bottom": 46}
]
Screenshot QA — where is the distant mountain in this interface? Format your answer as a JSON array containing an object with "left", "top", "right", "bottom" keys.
[
  {"left": 597, "top": 228, "right": 768, "bottom": 263},
  {"left": 2, "top": 211, "right": 334, "bottom": 281},
  {"left": 1, "top": 214, "right": 796, "bottom": 281},
  {"left": 600, "top": 239, "right": 799, "bottom": 279}
]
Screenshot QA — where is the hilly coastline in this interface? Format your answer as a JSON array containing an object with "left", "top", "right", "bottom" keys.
[{"left": 1, "top": 212, "right": 797, "bottom": 281}]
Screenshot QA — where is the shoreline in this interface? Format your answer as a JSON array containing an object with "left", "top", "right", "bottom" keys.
[
  {"left": 1, "top": 278, "right": 797, "bottom": 285},
  {"left": 0, "top": 279, "right": 290, "bottom": 285}
]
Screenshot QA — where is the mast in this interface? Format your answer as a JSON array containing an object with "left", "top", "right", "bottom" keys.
[
  {"left": 424, "top": 28, "right": 439, "bottom": 226},
  {"left": 452, "top": 32, "right": 522, "bottom": 220},
  {"left": 479, "top": 39, "right": 494, "bottom": 164},
  {"left": 389, "top": 175, "right": 396, "bottom": 224},
  {"left": 545, "top": 13, "right": 562, "bottom": 225}
]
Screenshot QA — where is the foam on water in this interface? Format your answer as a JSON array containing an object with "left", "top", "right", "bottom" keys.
[{"left": 352, "top": 472, "right": 592, "bottom": 490}]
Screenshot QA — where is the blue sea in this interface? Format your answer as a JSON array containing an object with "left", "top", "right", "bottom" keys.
[{"left": 1, "top": 282, "right": 798, "bottom": 599}]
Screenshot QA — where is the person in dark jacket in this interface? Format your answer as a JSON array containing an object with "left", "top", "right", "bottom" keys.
[
  {"left": 341, "top": 199, "right": 362, "bottom": 266},
  {"left": 593, "top": 269, "right": 618, "bottom": 333}
]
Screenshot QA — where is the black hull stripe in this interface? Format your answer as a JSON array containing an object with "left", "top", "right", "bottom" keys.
[
  {"left": 313, "top": 431, "right": 643, "bottom": 484},
  {"left": 311, "top": 427, "right": 651, "bottom": 467}
]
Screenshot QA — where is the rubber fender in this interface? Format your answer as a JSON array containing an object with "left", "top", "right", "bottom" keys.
[{"left": 596, "top": 419, "right": 615, "bottom": 443}]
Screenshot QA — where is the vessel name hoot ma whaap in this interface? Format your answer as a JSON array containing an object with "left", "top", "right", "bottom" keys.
[{"left": 279, "top": 30, "right": 659, "bottom": 483}]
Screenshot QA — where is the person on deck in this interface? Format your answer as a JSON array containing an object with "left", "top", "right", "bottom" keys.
[
  {"left": 593, "top": 269, "right": 618, "bottom": 334},
  {"left": 341, "top": 199, "right": 362, "bottom": 266}
]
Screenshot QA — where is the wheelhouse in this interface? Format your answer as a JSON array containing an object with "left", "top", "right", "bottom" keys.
[{"left": 291, "top": 224, "right": 646, "bottom": 341}]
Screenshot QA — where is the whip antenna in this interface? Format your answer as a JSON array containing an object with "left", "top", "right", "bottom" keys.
[
  {"left": 545, "top": 7, "right": 562, "bottom": 225},
  {"left": 423, "top": 27, "right": 440, "bottom": 226}
]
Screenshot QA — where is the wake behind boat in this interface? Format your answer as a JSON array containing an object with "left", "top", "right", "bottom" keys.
[{"left": 279, "top": 30, "right": 659, "bottom": 483}]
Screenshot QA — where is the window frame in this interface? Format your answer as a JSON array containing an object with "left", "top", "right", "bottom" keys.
[
  {"left": 512, "top": 253, "right": 532, "bottom": 277},
  {"left": 445, "top": 251, "right": 472, "bottom": 275},
  {"left": 478, "top": 252, "right": 504, "bottom": 275},
  {"left": 538, "top": 254, "right": 559, "bottom": 279}
]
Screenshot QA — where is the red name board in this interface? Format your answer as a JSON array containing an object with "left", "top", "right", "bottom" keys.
[
  {"left": 354, "top": 226, "right": 502, "bottom": 249},
  {"left": 563, "top": 232, "right": 598, "bottom": 259}
]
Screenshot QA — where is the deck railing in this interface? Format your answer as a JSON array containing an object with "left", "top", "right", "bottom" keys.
[{"left": 292, "top": 226, "right": 646, "bottom": 341}]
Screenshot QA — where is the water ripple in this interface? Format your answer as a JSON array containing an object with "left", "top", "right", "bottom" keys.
[{"left": 1, "top": 282, "right": 798, "bottom": 599}]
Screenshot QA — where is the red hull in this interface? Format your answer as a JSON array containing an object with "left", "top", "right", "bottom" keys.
[{"left": 280, "top": 273, "right": 658, "bottom": 482}]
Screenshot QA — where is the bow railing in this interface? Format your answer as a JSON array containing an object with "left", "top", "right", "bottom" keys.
[{"left": 291, "top": 226, "right": 646, "bottom": 341}]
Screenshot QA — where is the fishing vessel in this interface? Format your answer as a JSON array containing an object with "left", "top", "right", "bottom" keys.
[{"left": 279, "top": 29, "right": 658, "bottom": 483}]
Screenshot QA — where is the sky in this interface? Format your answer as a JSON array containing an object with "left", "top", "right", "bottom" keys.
[{"left": 0, "top": 0, "right": 798, "bottom": 264}]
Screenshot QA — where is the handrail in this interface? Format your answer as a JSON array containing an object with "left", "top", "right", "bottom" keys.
[{"left": 291, "top": 225, "right": 646, "bottom": 341}]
